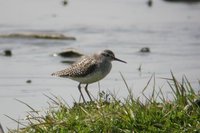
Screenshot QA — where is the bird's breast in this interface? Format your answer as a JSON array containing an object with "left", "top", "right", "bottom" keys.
[{"left": 71, "top": 61, "right": 112, "bottom": 84}]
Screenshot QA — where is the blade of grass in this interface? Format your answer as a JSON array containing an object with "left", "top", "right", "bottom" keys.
[
  {"left": 158, "top": 87, "right": 166, "bottom": 102},
  {"left": 119, "top": 72, "right": 134, "bottom": 103},
  {"left": 15, "top": 99, "right": 38, "bottom": 114},
  {"left": 142, "top": 74, "right": 153, "bottom": 93},
  {"left": 4, "top": 115, "right": 27, "bottom": 127},
  {"left": 44, "top": 93, "right": 59, "bottom": 105},
  {"left": 150, "top": 73, "right": 156, "bottom": 102},
  {"left": 141, "top": 74, "right": 154, "bottom": 103},
  {"left": 0, "top": 123, "right": 4, "bottom": 133},
  {"left": 167, "top": 81, "right": 176, "bottom": 100},
  {"left": 119, "top": 72, "right": 129, "bottom": 90},
  {"left": 170, "top": 71, "right": 181, "bottom": 96},
  {"left": 184, "top": 75, "right": 195, "bottom": 94}
]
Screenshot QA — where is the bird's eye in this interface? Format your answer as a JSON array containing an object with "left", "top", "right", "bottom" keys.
[{"left": 103, "top": 53, "right": 109, "bottom": 57}]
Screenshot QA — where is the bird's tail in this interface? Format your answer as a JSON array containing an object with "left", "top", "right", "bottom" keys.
[{"left": 51, "top": 70, "right": 69, "bottom": 77}]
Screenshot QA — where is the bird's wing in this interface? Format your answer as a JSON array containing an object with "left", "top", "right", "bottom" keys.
[{"left": 52, "top": 56, "right": 98, "bottom": 78}]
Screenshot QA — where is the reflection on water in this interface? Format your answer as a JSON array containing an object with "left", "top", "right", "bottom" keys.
[{"left": 0, "top": 0, "right": 200, "bottom": 130}]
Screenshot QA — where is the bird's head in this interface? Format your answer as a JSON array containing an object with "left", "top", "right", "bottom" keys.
[{"left": 100, "top": 49, "right": 127, "bottom": 63}]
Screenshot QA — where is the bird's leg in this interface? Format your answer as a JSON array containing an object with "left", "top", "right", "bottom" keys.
[
  {"left": 78, "top": 83, "right": 86, "bottom": 103},
  {"left": 85, "top": 84, "right": 92, "bottom": 101}
]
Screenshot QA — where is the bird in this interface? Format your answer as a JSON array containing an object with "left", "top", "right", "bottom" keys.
[{"left": 51, "top": 49, "right": 127, "bottom": 103}]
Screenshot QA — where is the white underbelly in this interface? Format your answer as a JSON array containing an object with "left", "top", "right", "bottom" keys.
[{"left": 70, "top": 70, "right": 109, "bottom": 84}]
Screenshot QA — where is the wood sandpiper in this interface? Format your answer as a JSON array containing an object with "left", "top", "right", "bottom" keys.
[{"left": 52, "top": 49, "right": 126, "bottom": 103}]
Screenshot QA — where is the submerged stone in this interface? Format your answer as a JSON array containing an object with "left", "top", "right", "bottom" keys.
[
  {"left": 62, "top": 0, "right": 68, "bottom": 6},
  {"left": 0, "top": 32, "right": 76, "bottom": 40},
  {"left": 55, "top": 48, "right": 83, "bottom": 58},
  {"left": 4, "top": 49, "right": 12, "bottom": 56},
  {"left": 147, "top": 0, "right": 153, "bottom": 7},
  {"left": 26, "top": 80, "right": 32, "bottom": 84},
  {"left": 140, "top": 47, "right": 150, "bottom": 53}
]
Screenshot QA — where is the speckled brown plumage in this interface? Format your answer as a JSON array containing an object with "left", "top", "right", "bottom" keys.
[{"left": 52, "top": 56, "right": 98, "bottom": 78}]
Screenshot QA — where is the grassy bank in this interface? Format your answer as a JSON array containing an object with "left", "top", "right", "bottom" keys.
[{"left": 8, "top": 73, "right": 200, "bottom": 133}]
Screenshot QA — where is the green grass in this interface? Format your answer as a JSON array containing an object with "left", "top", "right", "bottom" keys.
[{"left": 8, "top": 73, "right": 200, "bottom": 133}]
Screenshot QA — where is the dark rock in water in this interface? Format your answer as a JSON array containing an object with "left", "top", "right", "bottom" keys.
[
  {"left": 4, "top": 49, "right": 12, "bottom": 56},
  {"left": 147, "top": 0, "right": 153, "bottom": 7},
  {"left": 0, "top": 32, "right": 76, "bottom": 40},
  {"left": 55, "top": 48, "right": 83, "bottom": 58},
  {"left": 62, "top": 0, "right": 68, "bottom": 6},
  {"left": 140, "top": 47, "right": 150, "bottom": 53},
  {"left": 26, "top": 80, "right": 32, "bottom": 84}
]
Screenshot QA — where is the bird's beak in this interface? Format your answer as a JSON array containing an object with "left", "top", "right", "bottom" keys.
[{"left": 114, "top": 57, "right": 127, "bottom": 63}]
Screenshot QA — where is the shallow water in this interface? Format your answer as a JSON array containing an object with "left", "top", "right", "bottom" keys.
[{"left": 0, "top": 0, "right": 200, "bottom": 130}]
